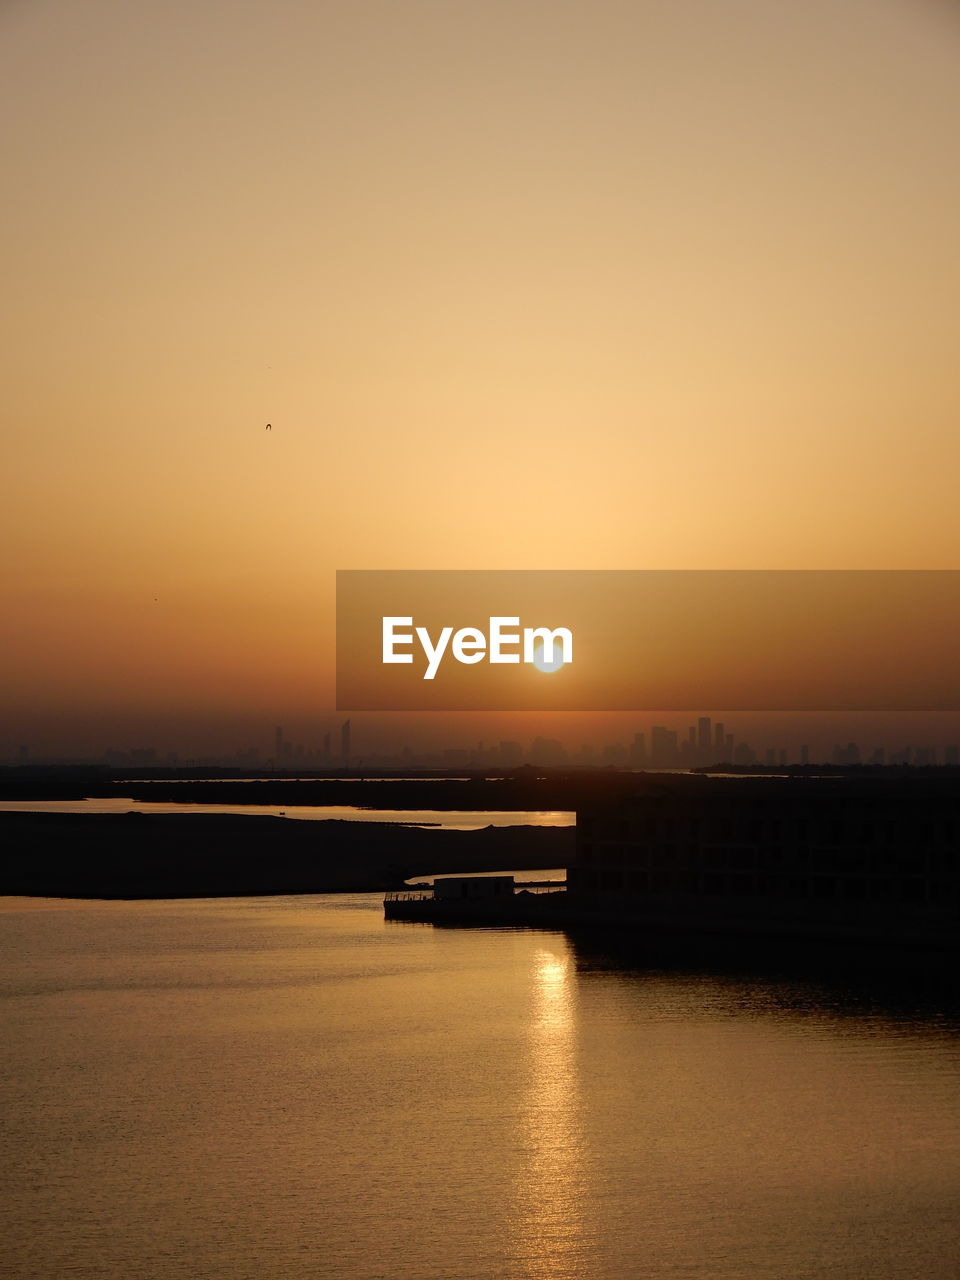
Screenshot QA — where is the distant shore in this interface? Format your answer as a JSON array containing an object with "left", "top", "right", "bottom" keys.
[
  {"left": 0, "top": 765, "right": 637, "bottom": 810},
  {"left": 2, "top": 762, "right": 957, "bottom": 809}
]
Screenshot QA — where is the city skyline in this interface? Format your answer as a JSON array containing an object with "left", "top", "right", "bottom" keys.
[{"left": 7, "top": 713, "right": 959, "bottom": 772}]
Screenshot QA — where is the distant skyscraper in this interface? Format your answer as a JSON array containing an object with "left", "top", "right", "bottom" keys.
[
  {"left": 530, "top": 737, "right": 566, "bottom": 765},
  {"left": 650, "top": 726, "right": 678, "bottom": 768},
  {"left": 698, "top": 717, "right": 711, "bottom": 756},
  {"left": 714, "top": 722, "right": 725, "bottom": 750},
  {"left": 341, "top": 718, "right": 351, "bottom": 763},
  {"left": 629, "top": 732, "right": 646, "bottom": 766}
]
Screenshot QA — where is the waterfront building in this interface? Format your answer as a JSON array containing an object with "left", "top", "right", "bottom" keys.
[{"left": 569, "top": 776, "right": 960, "bottom": 947}]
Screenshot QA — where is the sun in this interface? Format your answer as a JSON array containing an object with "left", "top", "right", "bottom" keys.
[{"left": 532, "top": 641, "right": 566, "bottom": 674}]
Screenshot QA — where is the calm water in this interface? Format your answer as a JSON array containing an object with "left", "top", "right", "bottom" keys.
[
  {"left": 0, "top": 799, "right": 574, "bottom": 830},
  {"left": 2, "top": 895, "right": 959, "bottom": 1280}
]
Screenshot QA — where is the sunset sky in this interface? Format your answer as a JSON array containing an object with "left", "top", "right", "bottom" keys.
[{"left": 3, "top": 0, "right": 960, "bottom": 756}]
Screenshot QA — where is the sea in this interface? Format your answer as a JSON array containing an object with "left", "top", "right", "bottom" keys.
[{"left": 2, "top": 892, "right": 959, "bottom": 1280}]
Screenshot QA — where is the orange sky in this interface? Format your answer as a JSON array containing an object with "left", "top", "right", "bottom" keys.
[{"left": 3, "top": 0, "right": 960, "bottom": 755}]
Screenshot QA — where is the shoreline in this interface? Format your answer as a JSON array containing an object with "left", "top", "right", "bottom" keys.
[{"left": 0, "top": 810, "right": 573, "bottom": 899}]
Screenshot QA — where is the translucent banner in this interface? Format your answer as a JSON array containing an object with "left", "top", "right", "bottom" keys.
[{"left": 336, "top": 570, "right": 960, "bottom": 711}]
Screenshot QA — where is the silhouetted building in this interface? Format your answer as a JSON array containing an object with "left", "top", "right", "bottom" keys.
[
  {"left": 650, "top": 727, "right": 678, "bottom": 769},
  {"left": 434, "top": 875, "right": 515, "bottom": 902},
  {"left": 530, "top": 737, "right": 566, "bottom": 766},
  {"left": 570, "top": 776, "right": 960, "bottom": 947}
]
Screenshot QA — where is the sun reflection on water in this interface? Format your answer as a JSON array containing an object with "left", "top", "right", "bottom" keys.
[{"left": 511, "top": 946, "right": 588, "bottom": 1279}]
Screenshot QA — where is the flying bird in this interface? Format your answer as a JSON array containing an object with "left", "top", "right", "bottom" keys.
[{"left": 265, "top": 422, "right": 272, "bottom": 430}]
